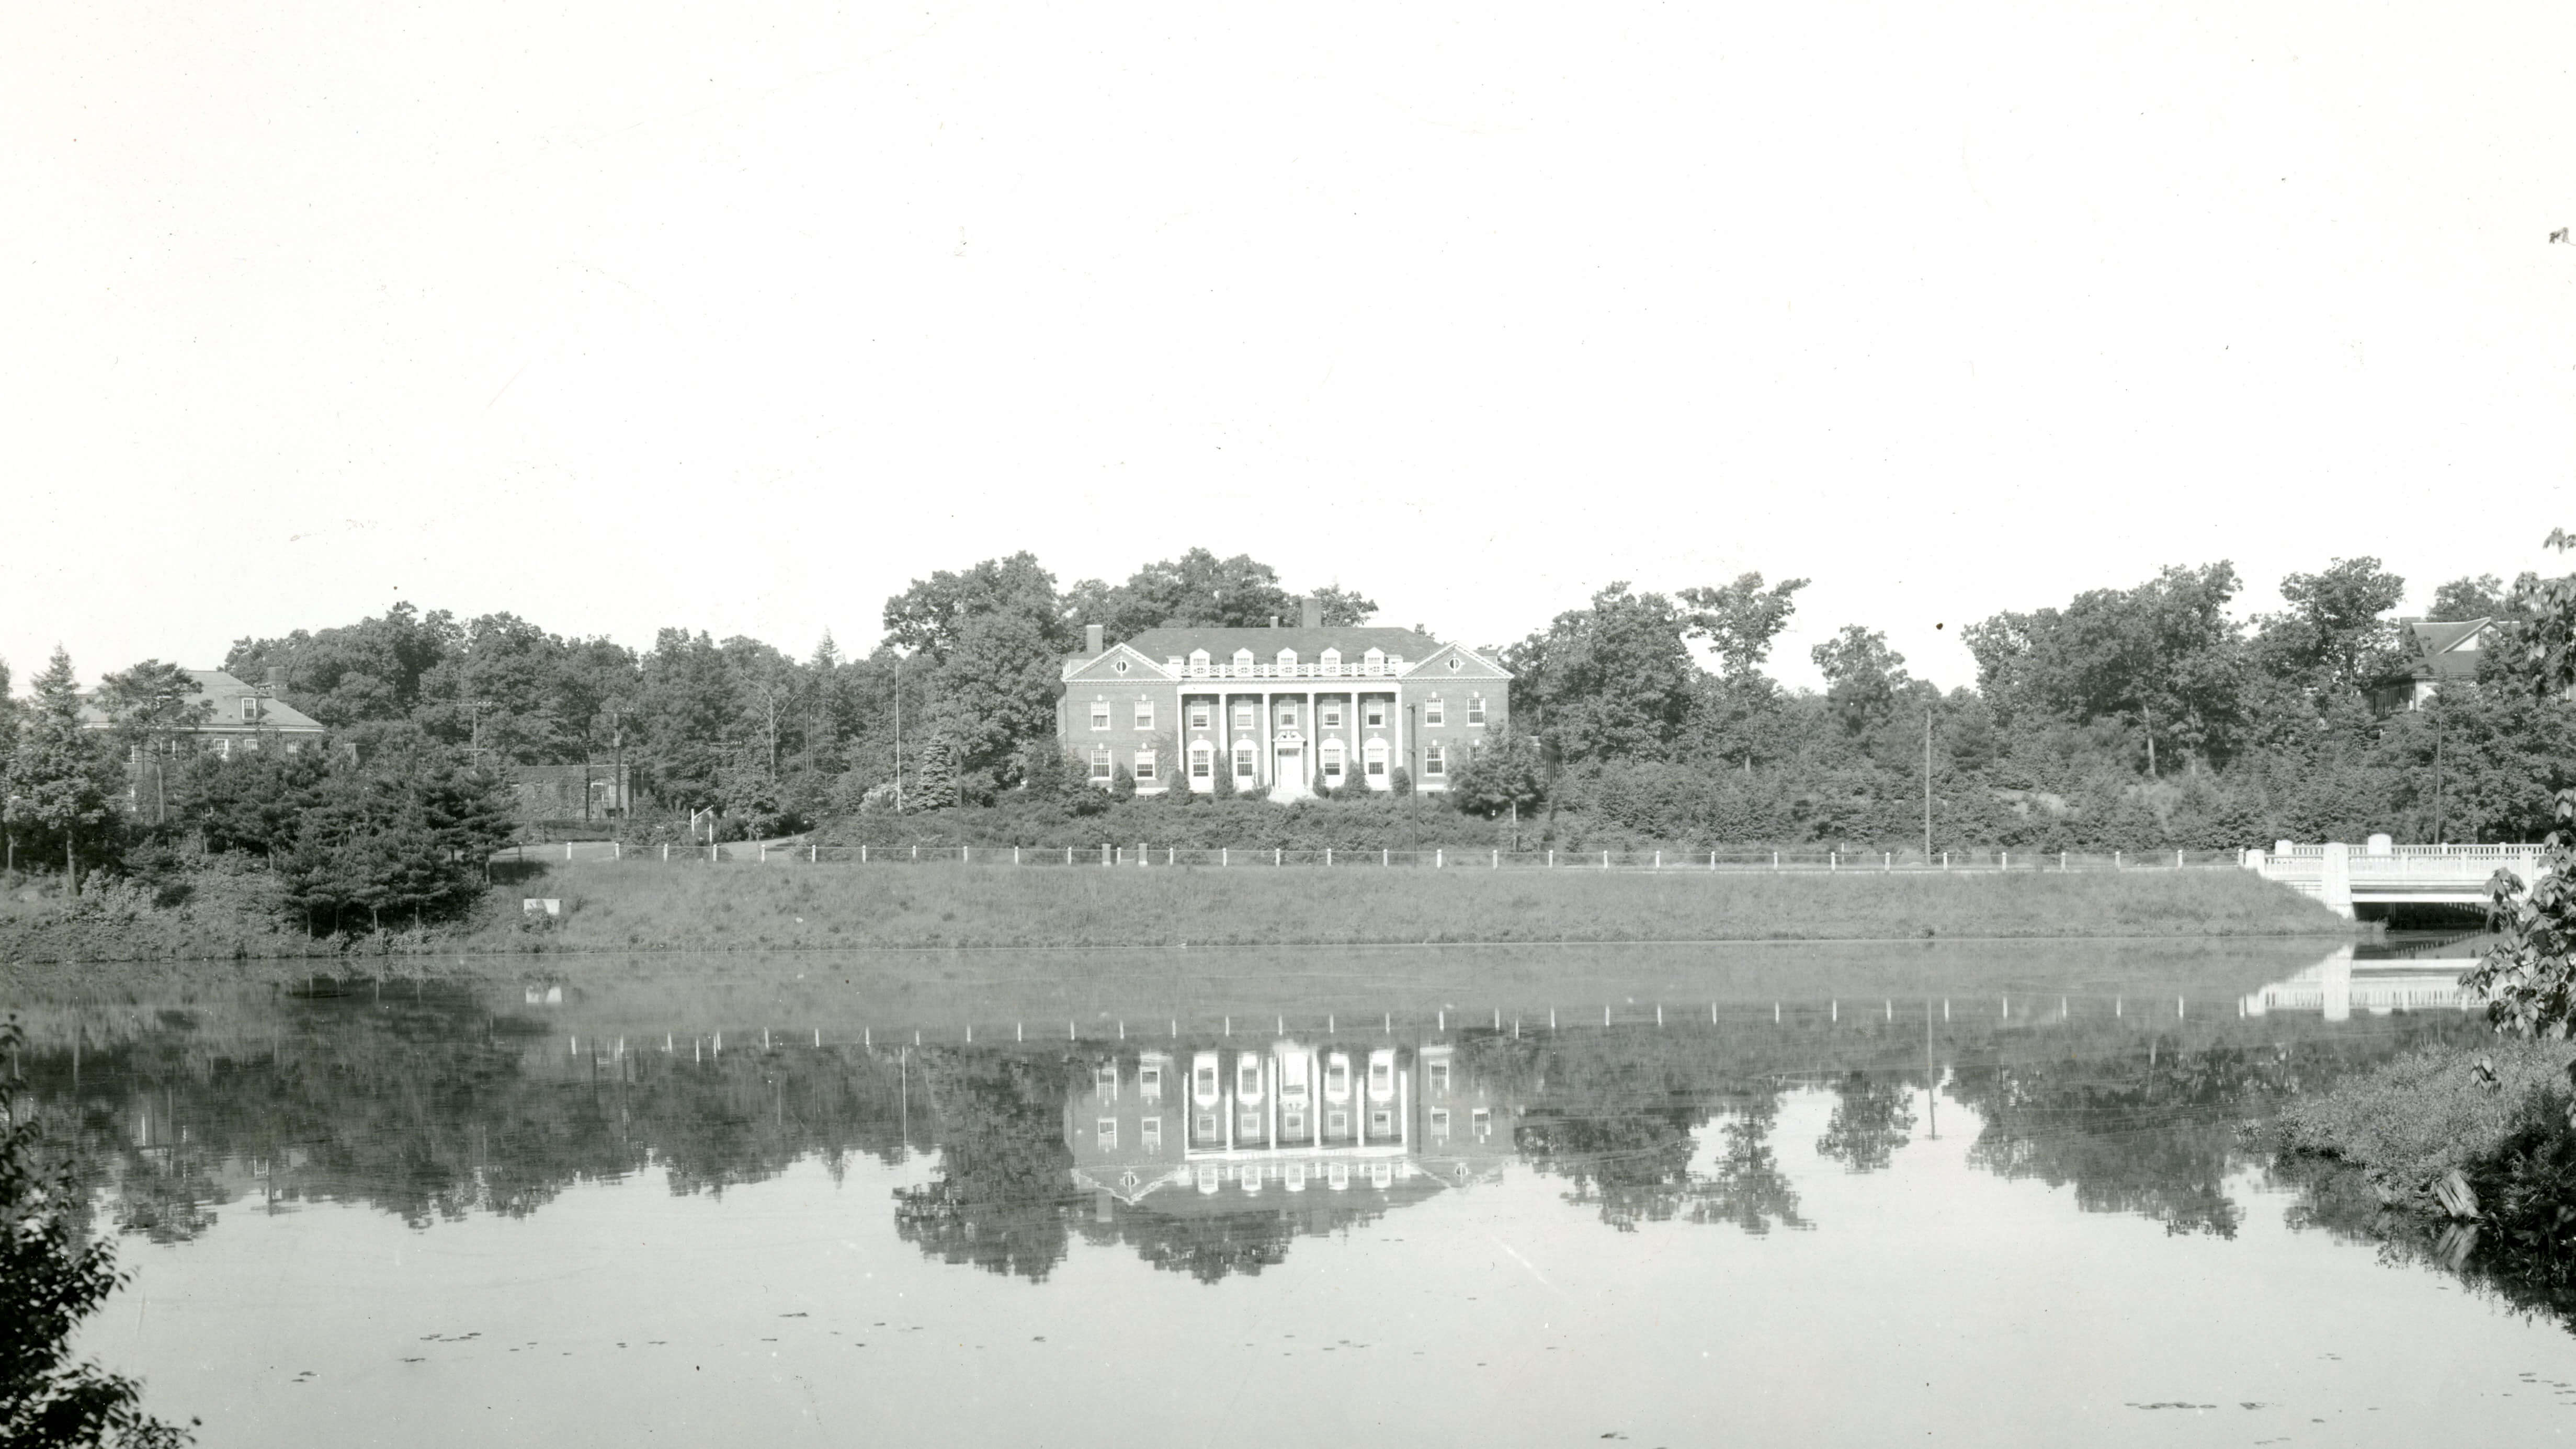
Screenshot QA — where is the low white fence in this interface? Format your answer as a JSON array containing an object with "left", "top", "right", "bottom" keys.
[{"left": 498, "top": 840, "right": 2246, "bottom": 873}]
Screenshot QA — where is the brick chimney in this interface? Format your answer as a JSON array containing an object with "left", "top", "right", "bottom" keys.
[
  {"left": 1300, "top": 595, "right": 1322, "bottom": 630},
  {"left": 1085, "top": 623, "right": 1104, "bottom": 655},
  {"left": 265, "top": 666, "right": 287, "bottom": 692}
]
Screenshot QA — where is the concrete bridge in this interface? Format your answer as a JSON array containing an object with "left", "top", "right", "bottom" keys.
[
  {"left": 2244, "top": 839, "right": 2548, "bottom": 919},
  {"left": 2239, "top": 945, "right": 2482, "bottom": 1019}
]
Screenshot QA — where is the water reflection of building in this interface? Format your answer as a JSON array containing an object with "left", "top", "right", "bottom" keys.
[
  {"left": 2240, "top": 945, "right": 2479, "bottom": 1020},
  {"left": 1065, "top": 1041, "right": 1514, "bottom": 1219}
]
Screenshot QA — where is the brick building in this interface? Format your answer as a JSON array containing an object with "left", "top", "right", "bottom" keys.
[
  {"left": 1056, "top": 596, "right": 1511, "bottom": 799},
  {"left": 75, "top": 668, "right": 328, "bottom": 759}
]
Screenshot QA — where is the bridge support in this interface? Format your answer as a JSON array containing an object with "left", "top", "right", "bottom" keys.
[{"left": 2319, "top": 841, "right": 2353, "bottom": 919}]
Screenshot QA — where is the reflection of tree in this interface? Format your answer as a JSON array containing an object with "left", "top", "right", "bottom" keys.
[
  {"left": 1950, "top": 1040, "right": 2295, "bottom": 1238},
  {"left": 1473, "top": 1033, "right": 1806, "bottom": 1234},
  {"left": 1815, "top": 1072, "right": 1916, "bottom": 1172},
  {"left": 1082, "top": 1209, "right": 1298, "bottom": 1284},
  {"left": 891, "top": 1049, "right": 1080, "bottom": 1282},
  {"left": 20, "top": 987, "right": 914, "bottom": 1242}
]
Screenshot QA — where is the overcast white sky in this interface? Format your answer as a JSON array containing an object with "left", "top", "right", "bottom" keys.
[{"left": 5, "top": 0, "right": 2571, "bottom": 693}]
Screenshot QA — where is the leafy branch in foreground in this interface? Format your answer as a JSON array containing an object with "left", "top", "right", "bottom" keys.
[
  {"left": 0, "top": 1020, "right": 195, "bottom": 1447},
  {"left": 2460, "top": 532, "right": 2576, "bottom": 1040}
]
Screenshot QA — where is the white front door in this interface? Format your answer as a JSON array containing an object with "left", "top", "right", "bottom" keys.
[{"left": 1273, "top": 741, "right": 1307, "bottom": 800}]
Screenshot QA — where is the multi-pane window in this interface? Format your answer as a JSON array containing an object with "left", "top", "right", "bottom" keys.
[
  {"left": 1371, "top": 1110, "right": 1393, "bottom": 1135},
  {"left": 1321, "top": 648, "right": 1342, "bottom": 674},
  {"left": 1090, "top": 746, "right": 1113, "bottom": 780},
  {"left": 1142, "top": 1116, "right": 1162, "bottom": 1151},
  {"left": 1096, "top": 1117, "right": 1118, "bottom": 1148},
  {"left": 1133, "top": 700, "right": 1153, "bottom": 729},
  {"left": 1189, "top": 702, "right": 1210, "bottom": 729},
  {"left": 1364, "top": 701, "right": 1386, "bottom": 727},
  {"left": 1467, "top": 695, "right": 1485, "bottom": 725},
  {"left": 1471, "top": 1108, "right": 1491, "bottom": 1136},
  {"left": 1234, "top": 746, "right": 1256, "bottom": 779},
  {"left": 1234, "top": 703, "right": 1255, "bottom": 729},
  {"left": 1425, "top": 700, "right": 1444, "bottom": 726},
  {"left": 1096, "top": 1064, "right": 1119, "bottom": 1099},
  {"left": 1364, "top": 739, "right": 1388, "bottom": 777},
  {"left": 1321, "top": 746, "right": 1344, "bottom": 781},
  {"left": 1428, "top": 1059, "right": 1450, "bottom": 1092},
  {"left": 1279, "top": 703, "right": 1297, "bottom": 728},
  {"left": 1233, "top": 649, "right": 1255, "bottom": 673},
  {"left": 1140, "top": 1065, "right": 1163, "bottom": 1100},
  {"left": 1322, "top": 704, "right": 1342, "bottom": 728},
  {"left": 1133, "top": 750, "right": 1156, "bottom": 781},
  {"left": 1090, "top": 701, "right": 1110, "bottom": 730},
  {"left": 1431, "top": 1108, "right": 1450, "bottom": 1138},
  {"left": 1425, "top": 744, "right": 1445, "bottom": 777},
  {"left": 1189, "top": 745, "right": 1212, "bottom": 779}
]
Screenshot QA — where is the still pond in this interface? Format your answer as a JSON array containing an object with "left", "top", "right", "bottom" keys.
[{"left": 16, "top": 939, "right": 2576, "bottom": 1446}]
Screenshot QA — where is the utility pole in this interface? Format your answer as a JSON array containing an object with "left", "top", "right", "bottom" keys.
[
  {"left": 893, "top": 688, "right": 903, "bottom": 813},
  {"left": 1923, "top": 709, "right": 1934, "bottom": 862},
  {"left": 2433, "top": 704, "right": 2445, "bottom": 843}
]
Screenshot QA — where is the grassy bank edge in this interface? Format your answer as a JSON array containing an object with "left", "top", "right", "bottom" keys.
[{"left": 0, "top": 864, "right": 2357, "bottom": 971}]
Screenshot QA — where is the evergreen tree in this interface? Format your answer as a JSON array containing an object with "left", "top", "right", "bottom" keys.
[
  {"left": 3, "top": 649, "right": 121, "bottom": 893},
  {"left": 909, "top": 735, "right": 960, "bottom": 812}
]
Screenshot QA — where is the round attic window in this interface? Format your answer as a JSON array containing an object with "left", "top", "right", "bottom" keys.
[
  {"left": 1114, "top": 660, "right": 1129, "bottom": 673},
  {"left": 1447, "top": 658, "right": 1461, "bottom": 670}
]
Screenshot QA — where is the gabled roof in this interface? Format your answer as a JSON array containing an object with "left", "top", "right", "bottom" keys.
[
  {"left": 1120, "top": 625, "right": 1442, "bottom": 661},
  {"left": 75, "top": 669, "right": 326, "bottom": 733},
  {"left": 2409, "top": 618, "right": 2491, "bottom": 657}
]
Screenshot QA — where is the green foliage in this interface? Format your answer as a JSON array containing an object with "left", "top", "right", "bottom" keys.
[
  {"left": 1678, "top": 573, "right": 1808, "bottom": 681},
  {"left": 4, "top": 651, "right": 124, "bottom": 890},
  {"left": 1505, "top": 584, "right": 1701, "bottom": 766},
  {"left": 0, "top": 1019, "right": 196, "bottom": 1447},
  {"left": 907, "top": 736, "right": 960, "bottom": 812}
]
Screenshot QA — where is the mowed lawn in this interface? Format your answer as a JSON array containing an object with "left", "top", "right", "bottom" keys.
[{"left": 480, "top": 859, "right": 2350, "bottom": 954}]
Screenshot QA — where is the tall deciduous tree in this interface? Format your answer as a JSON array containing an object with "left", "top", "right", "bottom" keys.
[
  {"left": 1504, "top": 584, "right": 1699, "bottom": 766},
  {"left": 1810, "top": 626, "right": 1912, "bottom": 738},
  {"left": 1678, "top": 573, "right": 1808, "bottom": 681}
]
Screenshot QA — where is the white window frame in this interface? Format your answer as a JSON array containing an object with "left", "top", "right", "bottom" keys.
[
  {"left": 1428, "top": 1059, "right": 1450, "bottom": 1092},
  {"left": 1279, "top": 701, "right": 1297, "bottom": 728},
  {"left": 1189, "top": 701, "right": 1211, "bottom": 729},
  {"left": 1468, "top": 694, "right": 1485, "bottom": 725},
  {"left": 1276, "top": 648, "right": 1297, "bottom": 674},
  {"left": 1133, "top": 749, "right": 1156, "bottom": 782},
  {"left": 1364, "top": 700, "right": 1386, "bottom": 728},
  {"left": 1096, "top": 1064, "right": 1119, "bottom": 1099},
  {"left": 1321, "top": 703, "right": 1342, "bottom": 729},
  {"left": 1090, "top": 700, "right": 1110, "bottom": 731},
  {"left": 1097, "top": 1117, "right": 1118, "bottom": 1149},
  {"left": 1189, "top": 743, "right": 1212, "bottom": 779},
  {"left": 1189, "top": 649, "right": 1210, "bottom": 675},
  {"left": 1090, "top": 746, "right": 1113, "bottom": 780},
  {"left": 1233, "top": 744, "right": 1256, "bottom": 779},
  {"left": 1142, "top": 1116, "right": 1163, "bottom": 1151},
  {"left": 1425, "top": 743, "right": 1445, "bottom": 777},
  {"left": 1321, "top": 743, "right": 1345, "bottom": 780},
  {"left": 1431, "top": 1108, "right": 1450, "bottom": 1138},
  {"left": 1364, "top": 647, "right": 1385, "bottom": 675},
  {"left": 1321, "top": 648, "right": 1341, "bottom": 674},
  {"left": 1133, "top": 700, "right": 1154, "bottom": 730},
  {"left": 1471, "top": 1108, "right": 1491, "bottom": 1137},
  {"left": 1364, "top": 738, "right": 1388, "bottom": 777},
  {"left": 1140, "top": 1065, "right": 1163, "bottom": 1100},
  {"left": 1233, "top": 648, "right": 1255, "bottom": 674},
  {"left": 1425, "top": 699, "right": 1444, "bottom": 726},
  {"left": 1233, "top": 702, "right": 1255, "bottom": 729}
]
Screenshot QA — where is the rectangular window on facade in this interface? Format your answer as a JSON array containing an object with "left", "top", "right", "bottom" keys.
[
  {"left": 1431, "top": 1108, "right": 1450, "bottom": 1138},
  {"left": 1090, "top": 747, "right": 1113, "bottom": 780},
  {"left": 1428, "top": 1059, "right": 1450, "bottom": 1092},
  {"left": 1472, "top": 1108, "right": 1491, "bottom": 1136},
  {"left": 1329, "top": 1110, "right": 1348, "bottom": 1135},
  {"left": 1090, "top": 701, "right": 1110, "bottom": 730},
  {"left": 1197, "top": 1114, "right": 1218, "bottom": 1139},
  {"left": 1133, "top": 751, "right": 1156, "bottom": 781},
  {"left": 1134, "top": 700, "right": 1153, "bottom": 729},
  {"left": 214, "top": 738, "right": 232, "bottom": 759},
  {"left": 1239, "top": 1112, "right": 1262, "bottom": 1137},
  {"left": 1425, "top": 700, "right": 1444, "bottom": 726},
  {"left": 1140, "top": 1065, "right": 1163, "bottom": 1099},
  {"left": 1096, "top": 1065, "right": 1119, "bottom": 1099},
  {"left": 1279, "top": 703, "right": 1297, "bottom": 727},
  {"left": 1189, "top": 702, "right": 1210, "bottom": 729},
  {"left": 1322, "top": 704, "right": 1342, "bottom": 728},
  {"left": 1371, "top": 1110, "right": 1392, "bottom": 1135},
  {"left": 1468, "top": 695, "right": 1485, "bottom": 725},
  {"left": 1234, "top": 704, "right": 1255, "bottom": 729},
  {"left": 1142, "top": 1116, "right": 1162, "bottom": 1151},
  {"left": 1365, "top": 701, "right": 1386, "bottom": 727},
  {"left": 1097, "top": 1118, "right": 1118, "bottom": 1148},
  {"left": 1234, "top": 749, "right": 1255, "bottom": 779},
  {"left": 1323, "top": 754, "right": 1343, "bottom": 781},
  {"left": 1425, "top": 744, "right": 1445, "bottom": 777},
  {"left": 1190, "top": 749, "right": 1211, "bottom": 779},
  {"left": 1366, "top": 755, "right": 1385, "bottom": 778}
]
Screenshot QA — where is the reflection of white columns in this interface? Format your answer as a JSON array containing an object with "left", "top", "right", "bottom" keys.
[{"left": 2320, "top": 945, "right": 2354, "bottom": 1022}]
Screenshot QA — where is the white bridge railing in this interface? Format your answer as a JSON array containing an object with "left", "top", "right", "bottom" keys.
[{"left": 2245, "top": 839, "right": 2548, "bottom": 918}]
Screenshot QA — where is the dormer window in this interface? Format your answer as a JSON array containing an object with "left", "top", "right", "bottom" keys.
[
  {"left": 1233, "top": 648, "right": 1254, "bottom": 674},
  {"left": 1276, "top": 648, "right": 1297, "bottom": 674},
  {"left": 1189, "top": 649, "right": 1210, "bottom": 675},
  {"left": 1321, "top": 647, "right": 1341, "bottom": 675},
  {"left": 1363, "top": 647, "right": 1385, "bottom": 675}
]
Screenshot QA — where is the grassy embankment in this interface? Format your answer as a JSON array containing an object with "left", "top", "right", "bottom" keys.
[{"left": 0, "top": 859, "right": 2355, "bottom": 969}]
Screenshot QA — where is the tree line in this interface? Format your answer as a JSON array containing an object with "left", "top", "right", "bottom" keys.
[{"left": 7, "top": 543, "right": 2575, "bottom": 919}]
